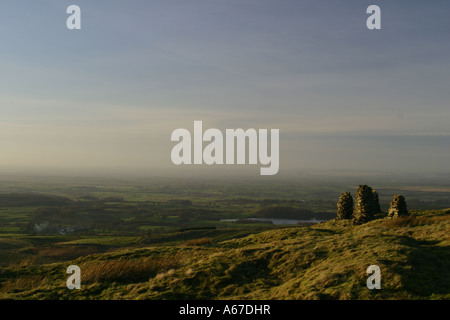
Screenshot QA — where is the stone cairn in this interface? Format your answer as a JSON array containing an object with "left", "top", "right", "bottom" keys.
[
  {"left": 336, "top": 192, "right": 353, "bottom": 220},
  {"left": 352, "top": 185, "right": 377, "bottom": 225},
  {"left": 388, "top": 195, "right": 409, "bottom": 218},
  {"left": 372, "top": 189, "right": 381, "bottom": 213}
]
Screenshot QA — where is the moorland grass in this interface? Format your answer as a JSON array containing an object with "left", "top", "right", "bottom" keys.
[{"left": 0, "top": 209, "right": 449, "bottom": 300}]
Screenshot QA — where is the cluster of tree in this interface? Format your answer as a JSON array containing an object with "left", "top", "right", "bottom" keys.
[
  {"left": 22, "top": 196, "right": 224, "bottom": 235},
  {"left": 25, "top": 199, "right": 150, "bottom": 235}
]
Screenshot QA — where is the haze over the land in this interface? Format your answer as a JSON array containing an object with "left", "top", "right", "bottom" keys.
[{"left": 0, "top": 0, "right": 449, "bottom": 175}]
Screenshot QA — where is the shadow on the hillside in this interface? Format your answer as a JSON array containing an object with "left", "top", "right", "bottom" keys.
[{"left": 397, "top": 237, "right": 450, "bottom": 297}]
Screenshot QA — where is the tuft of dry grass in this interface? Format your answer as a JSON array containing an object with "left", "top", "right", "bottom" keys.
[
  {"left": 0, "top": 274, "right": 49, "bottom": 293},
  {"left": 181, "top": 237, "right": 213, "bottom": 246},
  {"left": 415, "top": 215, "right": 450, "bottom": 225},
  {"left": 38, "top": 246, "right": 101, "bottom": 258},
  {"left": 17, "top": 256, "right": 39, "bottom": 267},
  {"left": 80, "top": 254, "right": 181, "bottom": 284},
  {"left": 382, "top": 214, "right": 450, "bottom": 228}
]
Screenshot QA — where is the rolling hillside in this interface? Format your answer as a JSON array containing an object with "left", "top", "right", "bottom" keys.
[{"left": 1, "top": 209, "right": 449, "bottom": 300}]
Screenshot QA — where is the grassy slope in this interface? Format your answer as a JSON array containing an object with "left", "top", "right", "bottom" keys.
[{"left": 1, "top": 210, "right": 449, "bottom": 300}]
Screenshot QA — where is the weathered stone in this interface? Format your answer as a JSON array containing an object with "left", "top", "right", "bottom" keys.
[
  {"left": 352, "top": 185, "right": 377, "bottom": 225},
  {"left": 388, "top": 195, "right": 408, "bottom": 218},
  {"left": 372, "top": 190, "right": 381, "bottom": 213},
  {"left": 336, "top": 192, "right": 353, "bottom": 220}
]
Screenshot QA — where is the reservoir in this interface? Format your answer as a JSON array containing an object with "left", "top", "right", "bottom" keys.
[{"left": 221, "top": 218, "right": 324, "bottom": 225}]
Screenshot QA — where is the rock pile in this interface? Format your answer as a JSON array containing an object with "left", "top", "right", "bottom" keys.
[
  {"left": 388, "top": 195, "right": 409, "bottom": 218},
  {"left": 335, "top": 185, "right": 410, "bottom": 224},
  {"left": 336, "top": 192, "right": 353, "bottom": 220},
  {"left": 372, "top": 190, "right": 381, "bottom": 213},
  {"left": 352, "top": 185, "right": 377, "bottom": 225}
]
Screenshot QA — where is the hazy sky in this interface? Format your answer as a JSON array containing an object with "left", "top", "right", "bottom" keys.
[{"left": 0, "top": 0, "right": 449, "bottom": 176}]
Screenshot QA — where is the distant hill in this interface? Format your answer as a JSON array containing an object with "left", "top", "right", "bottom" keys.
[{"left": 1, "top": 209, "right": 449, "bottom": 300}]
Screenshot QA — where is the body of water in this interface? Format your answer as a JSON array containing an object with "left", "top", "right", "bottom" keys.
[{"left": 220, "top": 218, "right": 324, "bottom": 225}]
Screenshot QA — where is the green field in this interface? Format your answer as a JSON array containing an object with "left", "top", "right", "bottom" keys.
[{"left": 0, "top": 174, "right": 449, "bottom": 299}]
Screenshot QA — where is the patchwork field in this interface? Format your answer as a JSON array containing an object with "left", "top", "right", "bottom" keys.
[{"left": 0, "top": 174, "right": 449, "bottom": 299}]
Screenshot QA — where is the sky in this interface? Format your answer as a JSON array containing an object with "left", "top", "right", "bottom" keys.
[{"left": 0, "top": 0, "right": 449, "bottom": 176}]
